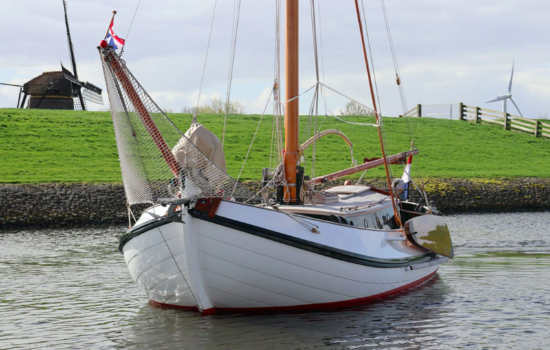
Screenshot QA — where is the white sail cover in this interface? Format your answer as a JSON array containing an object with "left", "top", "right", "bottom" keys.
[
  {"left": 99, "top": 47, "right": 255, "bottom": 205},
  {"left": 173, "top": 122, "right": 227, "bottom": 173}
]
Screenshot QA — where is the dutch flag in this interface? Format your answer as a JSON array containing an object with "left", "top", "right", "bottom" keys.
[
  {"left": 401, "top": 155, "right": 413, "bottom": 199},
  {"left": 105, "top": 19, "right": 125, "bottom": 50}
]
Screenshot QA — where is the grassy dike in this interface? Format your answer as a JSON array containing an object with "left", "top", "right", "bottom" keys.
[
  {"left": 1, "top": 108, "right": 549, "bottom": 228},
  {"left": 1, "top": 108, "right": 550, "bottom": 182}
]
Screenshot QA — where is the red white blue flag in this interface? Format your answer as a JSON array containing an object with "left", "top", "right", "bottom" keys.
[
  {"left": 401, "top": 155, "right": 413, "bottom": 199},
  {"left": 105, "top": 19, "right": 125, "bottom": 50}
]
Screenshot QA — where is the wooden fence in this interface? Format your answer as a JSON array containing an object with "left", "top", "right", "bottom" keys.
[{"left": 401, "top": 103, "right": 550, "bottom": 140}]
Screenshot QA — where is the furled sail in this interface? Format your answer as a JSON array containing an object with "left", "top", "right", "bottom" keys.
[{"left": 99, "top": 47, "right": 255, "bottom": 205}]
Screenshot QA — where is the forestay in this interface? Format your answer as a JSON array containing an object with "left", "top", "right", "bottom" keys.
[{"left": 100, "top": 48, "right": 256, "bottom": 205}]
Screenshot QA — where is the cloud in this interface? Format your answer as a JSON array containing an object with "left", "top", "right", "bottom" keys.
[
  {"left": 248, "top": 87, "right": 273, "bottom": 113},
  {"left": 1, "top": 0, "right": 549, "bottom": 119}
]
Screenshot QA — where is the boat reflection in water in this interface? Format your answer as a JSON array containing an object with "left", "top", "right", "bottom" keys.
[{"left": 122, "top": 276, "right": 449, "bottom": 349}]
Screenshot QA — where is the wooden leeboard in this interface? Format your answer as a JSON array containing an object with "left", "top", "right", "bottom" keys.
[{"left": 404, "top": 215, "right": 454, "bottom": 258}]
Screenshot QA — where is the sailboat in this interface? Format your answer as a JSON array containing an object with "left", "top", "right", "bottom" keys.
[{"left": 99, "top": 1, "right": 453, "bottom": 314}]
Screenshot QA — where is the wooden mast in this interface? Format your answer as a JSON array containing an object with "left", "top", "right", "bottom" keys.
[{"left": 284, "top": 0, "right": 299, "bottom": 203}]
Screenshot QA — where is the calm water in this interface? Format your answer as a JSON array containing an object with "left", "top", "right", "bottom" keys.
[{"left": 1, "top": 213, "right": 550, "bottom": 349}]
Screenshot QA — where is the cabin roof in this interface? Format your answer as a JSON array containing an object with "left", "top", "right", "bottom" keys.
[{"left": 276, "top": 187, "right": 391, "bottom": 217}]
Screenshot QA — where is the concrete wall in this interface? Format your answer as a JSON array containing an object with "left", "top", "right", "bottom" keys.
[{"left": 1, "top": 178, "right": 549, "bottom": 230}]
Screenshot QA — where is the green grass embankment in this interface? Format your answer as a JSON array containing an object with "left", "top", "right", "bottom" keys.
[{"left": 1, "top": 108, "right": 549, "bottom": 184}]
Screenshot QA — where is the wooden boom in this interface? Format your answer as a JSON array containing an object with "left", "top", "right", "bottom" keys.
[{"left": 307, "top": 149, "right": 419, "bottom": 186}]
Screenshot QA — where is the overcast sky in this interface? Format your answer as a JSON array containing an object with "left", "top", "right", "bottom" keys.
[{"left": 1, "top": 0, "right": 549, "bottom": 118}]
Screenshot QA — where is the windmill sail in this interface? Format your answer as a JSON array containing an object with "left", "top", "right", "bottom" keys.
[
  {"left": 99, "top": 47, "right": 255, "bottom": 205},
  {"left": 62, "top": 0, "right": 78, "bottom": 80},
  {"left": 61, "top": 64, "right": 80, "bottom": 85},
  {"left": 62, "top": 0, "right": 87, "bottom": 110},
  {"left": 81, "top": 84, "right": 104, "bottom": 105},
  {"left": 62, "top": 64, "right": 104, "bottom": 105}
]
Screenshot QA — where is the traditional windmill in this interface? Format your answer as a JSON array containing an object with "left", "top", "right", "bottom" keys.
[
  {"left": 486, "top": 61, "right": 524, "bottom": 117},
  {"left": 1, "top": 0, "right": 103, "bottom": 110}
]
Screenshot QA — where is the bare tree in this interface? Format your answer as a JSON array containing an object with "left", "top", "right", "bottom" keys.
[
  {"left": 181, "top": 106, "right": 197, "bottom": 114},
  {"left": 341, "top": 101, "right": 374, "bottom": 116},
  {"left": 182, "top": 98, "right": 245, "bottom": 115}
]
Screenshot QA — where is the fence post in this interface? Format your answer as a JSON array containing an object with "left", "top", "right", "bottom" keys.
[
  {"left": 504, "top": 113, "right": 509, "bottom": 130},
  {"left": 458, "top": 102, "right": 464, "bottom": 121},
  {"left": 475, "top": 107, "right": 480, "bottom": 123},
  {"left": 535, "top": 120, "right": 540, "bottom": 137},
  {"left": 417, "top": 104, "right": 421, "bottom": 117}
]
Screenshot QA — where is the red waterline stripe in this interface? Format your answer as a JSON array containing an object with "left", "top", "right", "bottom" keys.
[{"left": 148, "top": 269, "right": 438, "bottom": 315}]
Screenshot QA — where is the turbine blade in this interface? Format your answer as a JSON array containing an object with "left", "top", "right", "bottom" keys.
[
  {"left": 508, "top": 60, "right": 514, "bottom": 94},
  {"left": 486, "top": 97, "right": 505, "bottom": 103},
  {"left": 510, "top": 98, "right": 523, "bottom": 118}
]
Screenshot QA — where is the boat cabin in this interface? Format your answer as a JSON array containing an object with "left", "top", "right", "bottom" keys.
[{"left": 276, "top": 185, "right": 399, "bottom": 230}]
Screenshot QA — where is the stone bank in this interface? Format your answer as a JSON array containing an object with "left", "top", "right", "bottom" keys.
[{"left": 1, "top": 178, "right": 549, "bottom": 230}]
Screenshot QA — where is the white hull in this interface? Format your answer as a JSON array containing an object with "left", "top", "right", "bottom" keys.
[
  {"left": 121, "top": 200, "right": 446, "bottom": 314},
  {"left": 100, "top": 4, "right": 453, "bottom": 315}
]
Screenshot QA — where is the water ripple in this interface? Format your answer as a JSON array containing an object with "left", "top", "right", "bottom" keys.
[{"left": 2, "top": 213, "right": 550, "bottom": 349}]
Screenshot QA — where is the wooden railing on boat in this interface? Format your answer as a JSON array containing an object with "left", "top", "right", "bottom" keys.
[
  {"left": 299, "top": 129, "right": 353, "bottom": 156},
  {"left": 401, "top": 103, "right": 550, "bottom": 140}
]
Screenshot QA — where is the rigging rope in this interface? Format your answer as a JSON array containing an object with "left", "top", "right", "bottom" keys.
[
  {"left": 359, "top": 0, "right": 397, "bottom": 181},
  {"left": 193, "top": 0, "right": 218, "bottom": 122},
  {"left": 359, "top": 0, "right": 383, "bottom": 119},
  {"left": 231, "top": 90, "right": 274, "bottom": 197},
  {"left": 354, "top": 0, "right": 401, "bottom": 227},
  {"left": 120, "top": 0, "right": 142, "bottom": 58},
  {"left": 282, "top": 83, "right": 318, "bottom": 104},
  {"left": 270, "top": 0, "right": 282, "bottom": 168},
  {"left": 320, "top": 83, "right": 377, "bottom": 124},
  {"left": 277, "top": 209, "right": 320, "bottom": 233},
  {"left": 316, "top": 1, "right": 329, "bottom": 127},
  {"left": 324, "top": 105, "right": 378, "bottom": 127},
  {"left": 222, "top": 0, "right": 243, "bottom": 147},
  {"left": 380, "top": 0, "right": 422, "bottom": 179},
  {"left": 309, "top": 0, "right": 321, "bottom": 182},
  {"left": 380, "top": 0, "right": 414, "bottom": 150},
  {"left": 381, "top": 0, "right": 408, "bottom": 115}
]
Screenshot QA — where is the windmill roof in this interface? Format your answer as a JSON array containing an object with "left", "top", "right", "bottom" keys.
[{"left": 23, "top": 71, "right": 72, "bottom": 96}]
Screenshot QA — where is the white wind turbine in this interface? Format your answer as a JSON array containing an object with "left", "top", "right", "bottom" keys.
[{"left": 486, "top": 61, "right": 524, "bottom": 117}]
